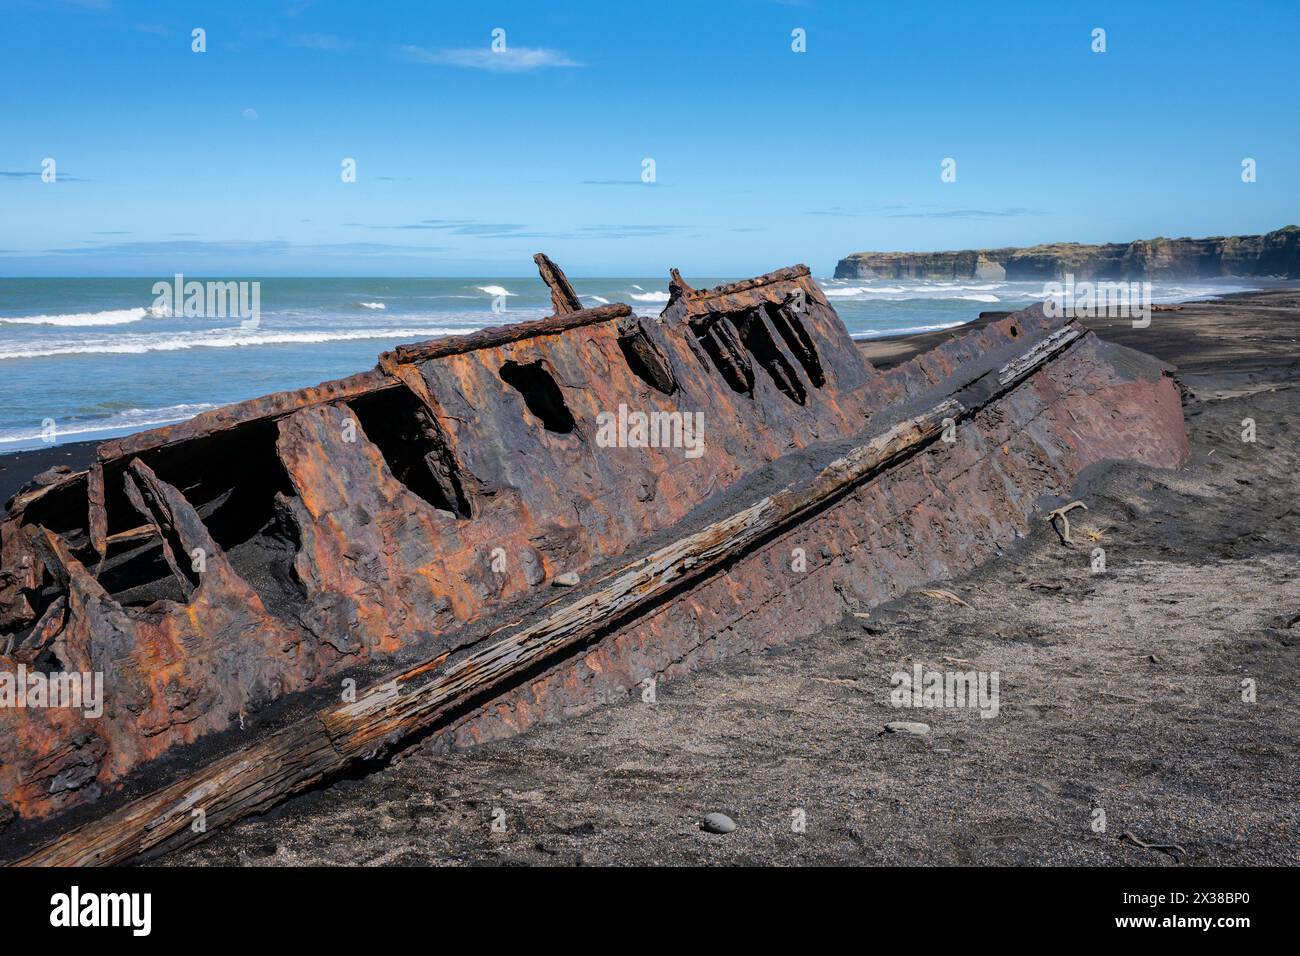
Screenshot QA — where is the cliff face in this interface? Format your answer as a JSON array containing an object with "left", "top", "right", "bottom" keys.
[{"left": 834, "top": 226, "right": 1300, "bottom": 280}]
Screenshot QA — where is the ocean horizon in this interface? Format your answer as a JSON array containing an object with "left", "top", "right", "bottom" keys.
[{"left": 0, "top": 273, "right": 1272, "bottom": 454}]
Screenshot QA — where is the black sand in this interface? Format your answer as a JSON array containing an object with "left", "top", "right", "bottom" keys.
[{"left": 0, "top": 439, "right": 98, "bottom": 510}]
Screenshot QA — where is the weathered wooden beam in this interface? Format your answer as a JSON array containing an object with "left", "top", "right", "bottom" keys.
[
  {"left": 533, "top": 253, "right": 583, "bottom": 315},
  {"left": 13, "top": 325, "right": 1083, "bottom": 867}
]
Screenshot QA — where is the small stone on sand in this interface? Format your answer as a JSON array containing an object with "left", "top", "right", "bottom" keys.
[
  {"left": 884, "top": 721, "right": 930, "bottom": 736},
  {"left": 552, "top": 571, "right": 580, "bottom": 587},
  {"left": 700, "top": 812, "right": 736, "bottom": 834}
]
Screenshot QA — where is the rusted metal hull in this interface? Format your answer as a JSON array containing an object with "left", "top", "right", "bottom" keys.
[{"left": 0, "top": 259, "right": 1187, "bottom": 863}]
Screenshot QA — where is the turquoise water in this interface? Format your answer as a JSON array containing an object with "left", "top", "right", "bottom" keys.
[{"left": 0, "top": 274, "right": 1264, "bottom": 452}]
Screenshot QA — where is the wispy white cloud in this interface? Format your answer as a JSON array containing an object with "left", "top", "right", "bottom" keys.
[
  {"left": 20, "top": 239, "right": 450, "bottom": 259},
  {"left": 290, "top": 33, "right": 353, "bottom": 52},
  {"left": 807, "top": 204, "right": 1046, "bottom": 220},
  {"left": 885, "top": 207, "right": 1045, "bottom": 220},
  {"left": 345, "top": 219, "right": 682, "bottom": 241},
  {"left": 399, "top": 44, "right": 580, "bottom": 72},
  {"left": 0, "top": 170, "right": 90, "bottom": 182}
]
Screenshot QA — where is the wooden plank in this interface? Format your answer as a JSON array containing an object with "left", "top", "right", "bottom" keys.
[{"left": 13, "top": 324, "right": 1082, "bottom": 867}]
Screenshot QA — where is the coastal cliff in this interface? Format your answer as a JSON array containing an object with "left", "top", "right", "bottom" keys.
[{"left": 834, "top": 226, "right": 1300, "bottom": 280}]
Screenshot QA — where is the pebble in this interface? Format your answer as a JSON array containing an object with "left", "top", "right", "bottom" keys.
[
  {"left": 884, "top": 721, "right": 930, "bottom": 736},
  {"left": 520, "top": 547, "right": 546, "bottom": 586},
  {"left": 552, "top": 571, "right": 580, "bottom": 587},
  {"left": 700, "top": 812, "right": 736, "bottom": 834}
]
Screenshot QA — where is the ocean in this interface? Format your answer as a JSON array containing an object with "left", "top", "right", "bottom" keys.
[{"left": 0, "top": 274, "right": 1265, "bottom": 454}]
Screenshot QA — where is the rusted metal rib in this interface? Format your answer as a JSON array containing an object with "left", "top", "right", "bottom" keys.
[
  {"left": 380, "top": 302, "right": 631, "bottom": 368},
  {"left": 533, "top": 252, "right": 584, "bottom": 315}
]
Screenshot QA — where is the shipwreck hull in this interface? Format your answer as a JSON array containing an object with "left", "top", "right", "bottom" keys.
[
  {"left": 439, "top": 330, "right": 1188, "bottom": 751},
  {"left": 0, "top": 257, "right": 1187, "bottom": 864}
]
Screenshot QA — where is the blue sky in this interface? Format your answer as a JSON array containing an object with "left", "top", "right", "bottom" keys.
[{"left": 1, "top": 0, "right": 1296, "bottom": 276}]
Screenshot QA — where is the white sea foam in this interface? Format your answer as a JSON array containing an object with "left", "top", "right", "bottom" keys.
[
  {"left": 824, "top": 286, "right": 907, "bottom": 297},
  {"left": 628, "top": 291, "right": 670, "bottom": 303},
  {"left": 583, "top": 295, "right": 611, "bottom": 305},
  {"left": 0, "top": 403, "right": 219, "bottom": 444},
  {"left": 851, "top": 320, "right": 971, "bottom": 340},
  {"left": 0, "top": 326, "right": 483, "bottom": 361},
  {"left": 358, "top": 301, "right": 387, "bottom": 310},
  {"left": 0, "top": 307, "right": 151, "bottom": 327},
  {"left": 476, "top": 285, "right": 515, "bottom": 297}
]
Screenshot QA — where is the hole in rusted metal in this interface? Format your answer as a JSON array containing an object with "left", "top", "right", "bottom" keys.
[
  {"left": 499, "top": 360, "right": 576, "bottom": 434},
  {"left": 99, "top": 422, "right": 305, "bottom": 612},
  {"left": 4, "top": 479, "right": 92, "bottom": 631},
  {"left": 617, "top": 325, "right": 677, "bottom": 395},
  {"left": 98, "top": 538, "right": 189, "bottom": 607},
  {"left": 693, "top": 317, "right": 754, "bottom": 395},
  {"left": 347, "top": 387, "right": 471, "bottom": 518},
  {"left": 766, "top": 304, "right": 825, "bottom": 388},
  {"left": 737, "top": 309, "right": 807, "bottom": 405}
]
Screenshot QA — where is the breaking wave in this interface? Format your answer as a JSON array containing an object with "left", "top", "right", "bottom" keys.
[
  {"left": 0, "top": 307, "right": 151, "bottom": 327},
  {"left": 824, "top": 286, "right": 906, "bottom": 297},
  {"left": 0, "top": 403, "right": 219, "bottom": 444},
  {"left": 0, "top": 326, "right": 484, "bottom": 361},
  {"left": 850, "top": 320, "right": 972, "bottom": 340}
]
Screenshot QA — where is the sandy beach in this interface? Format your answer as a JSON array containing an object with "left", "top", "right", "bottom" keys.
[{"left": 111, "top": 288, "right": 1299, "bottom": 867}]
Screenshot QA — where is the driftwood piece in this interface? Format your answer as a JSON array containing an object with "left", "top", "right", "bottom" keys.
[
  {"left": 533, "top": 253, "right": 583, "bottom": 315},
  {"left": 1047, "top": 500, "right": 1088, "bottom": 544},
  {"left": 13, "top": 324, "right": 1082, "bottom": 866}
]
